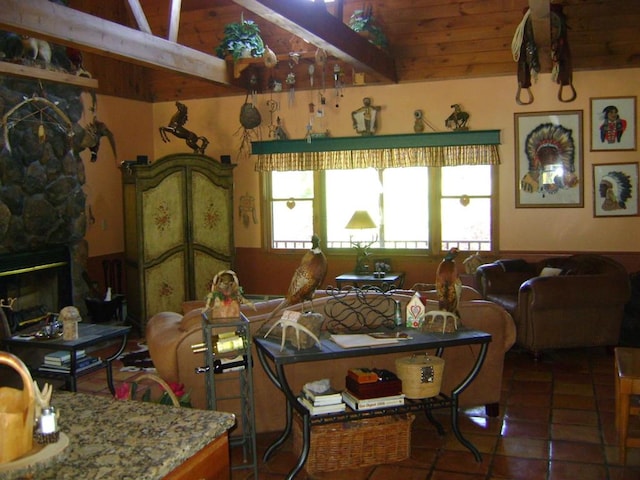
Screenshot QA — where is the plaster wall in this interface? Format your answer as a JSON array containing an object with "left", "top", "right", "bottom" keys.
[{"left": 85, "top": 68, "right": 640, "bottom": 257}]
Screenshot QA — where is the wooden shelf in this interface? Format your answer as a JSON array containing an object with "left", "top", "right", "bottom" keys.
[{"left": 0, "top": 62, "right": 98, "bottom": 89}]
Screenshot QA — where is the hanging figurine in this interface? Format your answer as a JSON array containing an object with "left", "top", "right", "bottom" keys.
[
  {"left": 274, "top": 116, "right": 288, "bottom": 140},
  {"left": 352, "top": 97, "right": 381, "bottom": 136},
  {"left": 333, "top": 64, "right": 344, "bottom": 108}
]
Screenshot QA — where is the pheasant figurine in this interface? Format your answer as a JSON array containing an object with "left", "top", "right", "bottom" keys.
[
  {"left": 266, "top": 234, "right": 328, "bottom": 322},
  {"left": 435, "top": 247, "right": 462, "bottom": 317}
]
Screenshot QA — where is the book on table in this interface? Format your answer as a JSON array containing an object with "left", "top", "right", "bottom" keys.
[
  {"left": 301, "top": 384, "right": 343, "bottom": 406},
  {"left": 43, "top": 349, "right": 86, "bottom": 365},
  {"left": 39, "top": 356, "right": 102, "bottom": 373},
  {"left": 342, "top": 389, "right": 406, "bottom": 411},
  {"left": 297, "top": 395, "right": 346, "bottom": 415}
]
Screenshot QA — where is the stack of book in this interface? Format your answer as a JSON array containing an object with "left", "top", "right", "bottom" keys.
[
  {"left": 298, "top": 383, "right": 346, "bottom": 416},
  {"left": 39, "top": 350, "right": 102, "bottom": 374},
  {"left": 342, "top": 368, "right": 405, "bottom": 411}
]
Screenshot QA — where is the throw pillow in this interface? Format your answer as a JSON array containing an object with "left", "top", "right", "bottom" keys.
[{"left": 540, "top": 267, "right": 562, "bottom": 277}]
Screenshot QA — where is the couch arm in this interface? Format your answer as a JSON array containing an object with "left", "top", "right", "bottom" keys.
[
  {"left": 519, "top": 274, "right": 631, "bottom": 310},
  {"left": 476, "top": 263, "right": 533, "bottom": 297}
]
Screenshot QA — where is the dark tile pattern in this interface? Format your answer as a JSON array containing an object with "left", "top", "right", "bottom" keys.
[{"left": 77, "top": 344, "right": 640, "bottom": 480}]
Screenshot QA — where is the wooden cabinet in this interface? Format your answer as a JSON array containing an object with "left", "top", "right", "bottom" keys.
[
  {"left": 163, "top": 433, "right": 230, "bottom": 480},
  {"left": 123, "top": 154, "right": 235, "bottom": 330}
]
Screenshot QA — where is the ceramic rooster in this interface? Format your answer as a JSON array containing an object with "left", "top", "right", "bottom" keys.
[
  {"left": 435, "top": 247, "right": 462, "bottom": 317},
  {"left": 266, "top": 234, "right": 328, "bottom": 322}
]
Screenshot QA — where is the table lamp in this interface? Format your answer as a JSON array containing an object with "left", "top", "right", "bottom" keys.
[{"left": 345, "top": 210, "right": 377, "bottom": 273}]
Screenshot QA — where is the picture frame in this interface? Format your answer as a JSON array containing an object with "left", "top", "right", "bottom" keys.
[
  {"left": 593, "top": 162, "right": 639, "bottom": 217},
  {"left": 590, "top": 96, "right": 636, "bottom": 151},
  {"left": 515, "top": 111, "right": 583, "bottom": 208}
]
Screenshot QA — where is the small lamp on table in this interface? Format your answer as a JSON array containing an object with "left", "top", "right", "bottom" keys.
[{"left": 345, "top": 210, "right": 377, "bottom": 274}]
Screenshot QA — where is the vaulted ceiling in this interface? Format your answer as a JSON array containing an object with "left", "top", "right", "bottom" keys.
[{"left": 3, "top": 0, "right": 639, "bottom": 102}]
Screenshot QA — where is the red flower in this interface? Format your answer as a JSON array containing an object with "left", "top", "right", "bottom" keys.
[
  {"left": 114, "top": 382, "right": 132, "bottom": 401},
  {"left": 167, "top": 382, "right": 186, "bottom": 398}
]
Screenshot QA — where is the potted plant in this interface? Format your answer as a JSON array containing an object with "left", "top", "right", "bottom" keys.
[
  {"left": 215, "top": 15, "right": 265, "bottom": 62},
  {"left": 348, "top": 6, "right": 389, "bottom": 50}
]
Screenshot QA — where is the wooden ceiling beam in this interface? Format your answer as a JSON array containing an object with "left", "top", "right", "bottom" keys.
[
  {"left": 0, "top": 0, "right": 230, "bottom": 86},
  {"left": 232, "top": 0, "right": 397, "bottom": 82},
  {"left": 529, "top": 0, "right": 552, "bottom": 73}
]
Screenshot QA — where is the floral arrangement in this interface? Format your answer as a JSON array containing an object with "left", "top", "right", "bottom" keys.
[{"left": 115, "top": 375, "right": 192, "bottom": 408}]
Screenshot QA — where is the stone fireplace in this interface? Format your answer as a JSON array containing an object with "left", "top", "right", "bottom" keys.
[{"left": 0, "top": 76, "right": 91, "bottom": 327}]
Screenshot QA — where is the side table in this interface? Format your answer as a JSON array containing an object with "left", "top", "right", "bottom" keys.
[
  {"left": 3, "top": 322, "right": 130, "bottom": 394},
  {"left": 335, "top": 272, "right": 405, "bottom": 291}
]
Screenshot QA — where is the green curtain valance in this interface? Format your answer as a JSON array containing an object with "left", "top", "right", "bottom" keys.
[{"left": 251, "top": 131, "right": 501, "bottom": 172}]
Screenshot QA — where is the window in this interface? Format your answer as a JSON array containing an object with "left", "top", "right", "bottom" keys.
[{"left": 268, "top": 165, "right": 494, "bottom": 252}]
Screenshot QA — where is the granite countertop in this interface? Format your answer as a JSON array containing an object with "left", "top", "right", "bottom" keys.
[{"left": 5, "top": 391, "right": 235, "bottom": 480}]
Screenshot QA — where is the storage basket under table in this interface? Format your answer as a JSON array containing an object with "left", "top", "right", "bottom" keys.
[{"left": 293, "top": 413, "right": 414, "bottom": 473}]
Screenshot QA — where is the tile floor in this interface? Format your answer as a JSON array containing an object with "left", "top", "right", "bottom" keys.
[{"left": 77, "top": 342, "right": 640, "bottom": 480}]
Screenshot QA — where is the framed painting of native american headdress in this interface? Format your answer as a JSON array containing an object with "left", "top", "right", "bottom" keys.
[
  {"left": 590, "top": 96, "right": 636, "bottom": 152},
  {"left": 593, "top": 162, "right": 639, "bottom": 217},
  {"left": 515, "top": 111, "right": 583, "bottom": 208}
]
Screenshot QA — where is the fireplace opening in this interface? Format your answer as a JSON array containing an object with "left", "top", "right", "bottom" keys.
[{"left": 0, "top": 246, "right": 73, "bottom": 332}]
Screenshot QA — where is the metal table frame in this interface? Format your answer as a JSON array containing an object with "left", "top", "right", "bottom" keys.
[{"left": 254, "top": 327, "right": 491, "bottom": 479}]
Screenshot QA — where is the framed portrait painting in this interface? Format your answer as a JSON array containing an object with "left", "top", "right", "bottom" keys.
[
  {"left": 590, "top": 96, "right": 636, "bottom": 151},
  {"left": 593, "top": 162, "right": 639, "bottom": 217},
  {"left": 515, "top": 111, "right": 583, "bottom": 208}
]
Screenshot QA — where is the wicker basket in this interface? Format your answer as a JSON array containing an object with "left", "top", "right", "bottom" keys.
[
  {"left": 395, "top": 354, "right": 445, "bottom": 399},
  {"left": 293, "top": 413, "right": 414, "bottom": 473}
]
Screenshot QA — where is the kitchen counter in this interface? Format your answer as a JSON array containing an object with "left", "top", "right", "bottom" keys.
[{"left": 4, "top": 391, "right": 235, "bottom": 479}]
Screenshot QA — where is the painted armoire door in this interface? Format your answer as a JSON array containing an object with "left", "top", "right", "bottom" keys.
[{"left": 122, "top": 154, "right": 235, "bottom": 330}]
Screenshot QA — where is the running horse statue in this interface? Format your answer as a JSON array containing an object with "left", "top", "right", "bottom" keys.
[{"left": 159, "top": 102, "right": 209, "bottom": 154}]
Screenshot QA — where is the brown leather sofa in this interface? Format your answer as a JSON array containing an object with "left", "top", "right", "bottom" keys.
[
  {"left": 146, "top": 287, "right": 515, "bottom": 433},
  {"left": 475, "top": 254, "right": 631, "bottom": 357}
]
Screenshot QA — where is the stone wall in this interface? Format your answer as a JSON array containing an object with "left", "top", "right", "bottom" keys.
[{"left": 0, "top": 76, "right": 90, "bottom": 311}]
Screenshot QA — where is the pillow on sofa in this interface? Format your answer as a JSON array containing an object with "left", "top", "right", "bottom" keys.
[{"left": 540, "top": 267, "right": 562, "bottom": 277}]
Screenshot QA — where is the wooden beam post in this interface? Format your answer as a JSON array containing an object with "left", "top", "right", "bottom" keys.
[
  {"left": 529, "top": 0, "right": 552, "bottom": 73},
  {"left": 0, "top": 0, "right": 230, "bottom": 85},
  {"left": 233, "top": 0, "right": 397, "bottom": 82}
]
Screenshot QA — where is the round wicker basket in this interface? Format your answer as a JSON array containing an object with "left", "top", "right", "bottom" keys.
[{"left": 395, "top": 354, "right": 445, "bottom": 399}]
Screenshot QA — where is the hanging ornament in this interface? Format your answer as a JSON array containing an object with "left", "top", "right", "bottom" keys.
[
  {"left": 333, "top": 64, "right": 344, "bottom": 108},
  {"left": 308, "top": 64, "right": 315, "bottom": 88},
  {"left": 315, "top": 48, "right": 327, "bottom": 94},
  {"left": 264, "top": 45, "right": 278, "bottom": 68},
  {"left": 286, "top": 71, "right": 296, "bottom": 107}
]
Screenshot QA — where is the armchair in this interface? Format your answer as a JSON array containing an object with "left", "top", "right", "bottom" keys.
[{"left": 476, "top": 254, "right": 631, "bottom": 357}]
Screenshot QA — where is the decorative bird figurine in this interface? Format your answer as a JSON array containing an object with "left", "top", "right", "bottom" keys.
[
  {"left": 435, "top": 247, "right": 462, "bottom": 317},
  {"left": 266, "top": 234, "right": 328, "bottom": 322}
]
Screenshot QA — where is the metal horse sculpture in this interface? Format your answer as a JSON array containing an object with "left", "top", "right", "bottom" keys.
[
  {"left": 159, "top": 102, "right": 209, "bottom": 154},
  {"left": 445, "top": 104, "right": 470, "bottom": 131}
]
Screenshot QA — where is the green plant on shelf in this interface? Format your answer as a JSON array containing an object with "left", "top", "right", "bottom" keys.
[
  {"left": 215, "top": 15, "right": 265, "bottom": 62},
  {"left": 348, "top": 6, "right": 389, "bottom": 50}
]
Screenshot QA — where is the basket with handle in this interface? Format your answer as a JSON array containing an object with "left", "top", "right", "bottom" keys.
[
  {"left": 135, "top": 373, "right": 180, "bottom": 407},
  {"left": 0, "top": 352, "right": 36, "bottom": 463}
]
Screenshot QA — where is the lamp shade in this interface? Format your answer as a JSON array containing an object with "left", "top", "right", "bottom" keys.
[{"left": 345, "top": 210, "right": 376, "bottom": 229}]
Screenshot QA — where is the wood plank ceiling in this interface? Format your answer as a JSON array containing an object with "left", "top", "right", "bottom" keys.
[{"left": 7, "top": 0, "right": 640, "bottom": 102}]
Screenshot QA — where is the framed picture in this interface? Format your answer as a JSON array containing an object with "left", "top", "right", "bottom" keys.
[
  {"left": 590, "top": 96, "right": 636, "bottom": 151},
  {"left": 593, "top": 162, "right": 639, "bottom": 217},
  {"left": 515, "top": 111, "right": 583, "bottom": 208}
]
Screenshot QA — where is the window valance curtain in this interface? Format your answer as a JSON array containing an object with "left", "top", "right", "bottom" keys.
[
  {"left": 251, "top": 131, "right": 501, "bottom": 172},
  {"left": 253, "top": 145, "right": 500, "bottom": 171}
]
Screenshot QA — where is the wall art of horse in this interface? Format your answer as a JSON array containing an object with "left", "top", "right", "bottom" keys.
[{"left": 159, "top": 102, "right": 209, "bottom": 154}]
